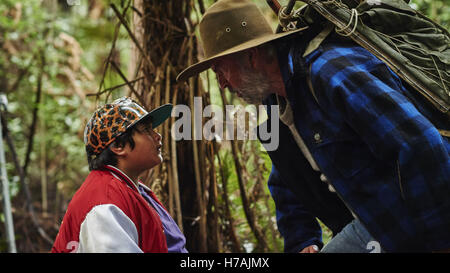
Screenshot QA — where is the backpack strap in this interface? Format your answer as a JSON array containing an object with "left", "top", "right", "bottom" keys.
[
  {"left": 306, "top": 63, "right": 319, "bottom": 105},
  {"left": 303, "top": 23, "right": 332, "bottom": 105},
  {"left": 303, "top": 22, "right": 334, "bottom": 58},
  {"left": 438, "top": 130, "right": 450, "bottom": 137}
]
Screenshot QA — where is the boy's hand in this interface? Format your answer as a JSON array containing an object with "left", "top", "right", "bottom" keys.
[{"left": 300, "top": 245, "right": 319, "bottom": 253}]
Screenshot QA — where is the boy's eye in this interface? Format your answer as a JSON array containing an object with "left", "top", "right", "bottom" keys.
[{"left": 136, "top": 124, "right": 150, "bottom": 134}]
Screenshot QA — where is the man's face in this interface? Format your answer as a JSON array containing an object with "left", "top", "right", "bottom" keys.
[{"left": 211, "top": 51, "right": 272, "bottom": 104}]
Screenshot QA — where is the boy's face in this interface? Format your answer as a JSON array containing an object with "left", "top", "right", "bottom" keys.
[{"left": 125, "top": 122, "right": 163, "bottom": 174}]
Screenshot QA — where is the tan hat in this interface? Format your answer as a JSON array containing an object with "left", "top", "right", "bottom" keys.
[{"left": 176, "top": 0, "right": 307, "bottom": 82}]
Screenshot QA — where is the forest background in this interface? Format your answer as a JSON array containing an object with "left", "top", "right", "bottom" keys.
[{"left": 0, "top": 0, "right": 448, "bottom": 252}]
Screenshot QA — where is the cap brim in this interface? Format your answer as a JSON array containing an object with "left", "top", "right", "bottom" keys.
[
  {"left": 176, "top": 27, "right": 308, "bottom": 82},
  {"left": 140, "top": 104, "right": 173, "bottom": 129}
]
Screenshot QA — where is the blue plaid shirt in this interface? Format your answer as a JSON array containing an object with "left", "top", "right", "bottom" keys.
[{"left": 266, "top": 36, "right": 450, "bottom": 252}]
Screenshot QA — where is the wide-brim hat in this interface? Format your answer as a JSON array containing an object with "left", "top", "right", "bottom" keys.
[{"left": 176, "top": 0, "right": 307, "bottom": 82}]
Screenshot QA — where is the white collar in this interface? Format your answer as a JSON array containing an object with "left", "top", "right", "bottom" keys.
[{"left": 106, "top": 165, "right": 141, "bottom": 193}]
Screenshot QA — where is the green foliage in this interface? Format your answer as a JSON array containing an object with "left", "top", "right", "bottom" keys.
[
  {"left": 0, "top": 0, "right": 131, "bottom": 224},
  {"left": 216, "top": 143, "right": 284, "bottom": 252},
  {"left": 0, "top": 0, "right": 158, "bottom": 252},
  {"left": 410, "top": 0, "right": 450, "bottom": 30}
]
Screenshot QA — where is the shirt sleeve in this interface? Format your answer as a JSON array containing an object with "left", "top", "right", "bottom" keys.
[
  {"left": 268, "top": 165, "right": 323, "bottom": 252},
  {"left": 310, "top": 46, "right": 450, "bottom": 250},
  {"left": 77, "top": 204, "right": 143, "bottom": 253}
]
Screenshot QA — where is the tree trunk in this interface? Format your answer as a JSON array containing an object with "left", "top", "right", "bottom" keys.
[{"left": 129, "top": 0, "right": 215, "bottom": 252}]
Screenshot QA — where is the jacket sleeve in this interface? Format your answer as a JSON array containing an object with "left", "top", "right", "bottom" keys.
[
  {"left": 77, "top": 204, "right": 143, "bottom": 253},
  {"left": 310, "top": 47, "right": 450, "bottom": 251},
  {"left": 268, "top": 165, "right": 323, "bottom": 252}
]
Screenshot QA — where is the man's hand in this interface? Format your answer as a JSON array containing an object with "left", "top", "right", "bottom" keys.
[{"left": 300, "top": 245, "right": 319, "bottom": 253}]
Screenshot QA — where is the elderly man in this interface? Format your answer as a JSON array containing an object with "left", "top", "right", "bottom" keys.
[{"left": 177, "top": 0, "right": 450, "bottom": 253}]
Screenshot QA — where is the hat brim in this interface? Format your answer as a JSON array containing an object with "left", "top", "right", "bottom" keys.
[
  {"left": 140, "top": 104, "right": 173, "bottom": 129},
  {"left": 176, "top": 27, "right": 308, "bottom": 82}
]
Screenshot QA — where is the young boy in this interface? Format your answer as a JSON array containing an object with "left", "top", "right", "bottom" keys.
[{"left": 52, "top": 97, "right": 187, "bottom": 253}]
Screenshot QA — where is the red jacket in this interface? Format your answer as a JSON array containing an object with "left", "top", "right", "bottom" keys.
[{"left": 52, "top": 167, "right": 168, "bottom": 253}]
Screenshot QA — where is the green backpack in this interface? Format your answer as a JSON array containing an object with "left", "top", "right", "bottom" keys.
[{"left": 277, "top": 0, "right": 450, "bottom": 122}]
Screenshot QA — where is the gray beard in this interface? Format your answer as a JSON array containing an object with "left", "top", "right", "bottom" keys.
[{"left": 235, "top": 70, "right": 272, "bottom": 105}]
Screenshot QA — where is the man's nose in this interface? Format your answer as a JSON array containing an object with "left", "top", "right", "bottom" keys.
[{"left": 217, "top": 74, "right": 229, "bottom": 91}]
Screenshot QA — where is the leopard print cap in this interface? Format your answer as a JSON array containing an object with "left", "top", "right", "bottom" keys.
[{"left": 84, "top": 97, "right": 148, "bottom": 159}]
